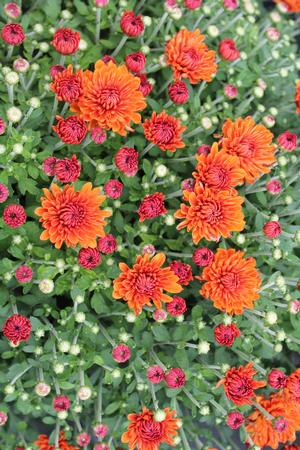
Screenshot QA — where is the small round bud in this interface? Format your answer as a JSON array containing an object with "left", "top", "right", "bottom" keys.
[
  {"left": 165, "top": 215, "right": 175, "bottom": 226},
  {"left": 111, "top": 368, "right": 121, "bottom": 379},
  {"left": 265, "top": 311, "right": 278, "bottom": 325},
  {"left": 154, "top": 410, "right": 166, "bottom": 422},
  {"left": 75, "top": 312, "right": 86, "bottom": 323},
  {"left": 5, "top": 72, "right": 19, "bottom": 85},
  {"left": 53, "top": 363, "right": 65, "bottom": 374},
  {"left": 35, "top": 382, "right": 51, "bottom": 397},
  {"left": 57, "top": 411, "right": 68, "bottom": 420},
  {"left": 201, "top": 117, "right": 212, "bottom": 130},
  {"left": 4, "top": 385, "right": 15, "bottom": 394},
  {"left": 79, "top": 39, "right": 88, "bottom": 51},
  {"left": 126, "top": 312, "right": 136, "bottom": 323},
  {"left": 155, "top": 164, "right": 168, "bottom": 178},
  {"left": 39, "top": 279, "right": 54, "bottom": 294},
  {"left": 39, "top": 42, "right": 49, "bottom": 52},
  {"left": 58, "top": 341, "right": 71, "bottom": 353},
  {"left": 198, "top": 341, "right": 210, "bottom": 354},
  {"left": 273, "top": 249, "right": 282, "bottom": 260},
  {"left": 274, "top": 343, "right": 282, "bottom": 353},
  {"left": 78, "top": 386, "right": 92, "bottom": 401},
  {"left": 236, "top": 234, "right": 245, "bottom": 245},
  {"left": 70, "top": 344, "right": 80, "bottom": 355},
  {"left": 200, "top": 405, "right": 210, "bottom": 415},
  {"left": 207, "top": 25, "right": 219, "bottom": 38},
  {"left": 28, "top": 97, "right": 41, "bottom": 109},
  {"left": 276, "top": 331, "right": 286, "bottom": 342},
  {"left": 140, "top": 45, "right": 150, "bottom": 55},
  {"left": 7, "top": 106, "right": 22, "bottom": 123}
]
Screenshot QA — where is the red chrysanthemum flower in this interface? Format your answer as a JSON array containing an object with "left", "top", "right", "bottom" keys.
[
  {"left": 112, "top": 344, "right": 131, "bottom": 363},
  {"left": 35, "top": 431, "right": 79, "bottom": 450},
  {"left": 137, "top": 73, "right": 153, "bottom": 97},
  {"left": 138, "top": 192, "right": 167, "bottom": 222},
  {"left": 113, "top": 253, "right": 183, "bottom": 315},
  {"left": 51, "top": 27, "right": 80, "bottom": 55},
  {"left": 120, "top": 10, "right": 144, "bottom": 37},
  {"left": 193, "top": 247, "right": 214, "bottom": 266},
  {"left": 54, "top": 155, "right": 81, "bottom": 183},
  {"left": 217, "top": 362, "right": 266, "bottom": 405},
  {"left": 50, "top": 65, "right": 66, "bottom": 80},
  {"left": 184, "top": 0, "right": 202, "bottom": 8},
  {"left": 0, "top": 117, "right": 6, "bottom": 135},
  {"left": 263, "top": 221, "right": 282, "bottom": 239},
  {"left": 0, "top": 183, "right": 9, "bottom": 203},
  {"left": 165, "top": 28, "right": 217, "bottom": 84},
  {"left": 53, "top": 115, "right": 87, "bottom": 145},
  {"left": 147, "top": 365, "right": 165, "bottom": 384},
  {"left": 53, "top": 395, "right": 71, "bottom": 412},
  {"left": 277, "top": 130, "right": 297, "bottom": 151},
  {"left": 1, "top": 23, "right": 25, "bottom": 46},
  {"left": 226, "top": 411, "right": 244, "bottom": 430},
  {"left": 143, "top": 111, "right": 186, "bottom": 152},
  {"left": 166, "top": 296, "right": 187, "bottom": 316},
  {"left": 115, "top": 146, "right": 139, "bottom": 176},
  {"left": 43, "top": 156, "right": 57, "bottom": 176},
  {"left": 2, "top": 314, "right": 31, "bottom": 345},
  {"left": 102, "top": 54, "right": 115, "bottom": 64},
  {"left": 181, "top": 178, "right": 195, "bottom": 192},
  {"left": 266, "top": 179, "right": 282, "bottom": 194},
  {"left": 165, "top": 368, "right": 186, "bottom": 388},
  {"left": 35, "top": 183, "right": 111, "bottom": 249},
  {"left": 218, "top": 38, "right": 240, "bottom": 61},
  {"left": 197, "top": 144, "right": 211, "bottom": 155},
  {"left": 125, "top": 52, "right": 146, "bottom": 73},
  {"left": 90, "top": 127, "right": 107, "bottom": 144},
  {"left": 168, "top": 81, "right": 189, "bottom": 104},
  {"left": 98, "top": 234, "right": 117, "bottom": 254},
  {"left": 78, "top": 247, "right": 101, "bottom": 269},
  {"left": 50, "top": 65, "right": 83, "bottom": 103},
  {"left": 104, "top": 179, "right": 123, "bottom": 199},
  {"left": 268, "top": 369, "right": 287, "bottom": 389},
  {"left": 214, "top": 323, "right": 240, "bottom": 347},
  {"left": 4, "top": 2, "right": 21, "bottom": 18},
  {"left": 284, "top": 368, "right": 300, "bottom": 402},
  {"left": 15, "top": 265, "right": 33, "bottom": 283},
  {"left": 121, "top": 407, "right": 179, "bottom": 450},
  {"left": 175, "top": 184, "right": 245, "bottom": 244},
  {"left": 3, "top": 204, "right": 26, "bottom": 228},
  {"left": 169, "top": 261, "right": 193, "bottom": 286},
  {"left": 200, "top": 248, "right": 261, "bottom": 314}
]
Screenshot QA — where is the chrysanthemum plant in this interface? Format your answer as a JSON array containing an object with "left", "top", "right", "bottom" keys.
[{"left": 0, "top": 0, "right": 300, "bottom": 449}]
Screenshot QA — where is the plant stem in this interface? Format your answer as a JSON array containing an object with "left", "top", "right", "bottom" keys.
[
  {"left": 48, "top": 97, "right": 59, "bottom": 133},
  {"left": 95, "top": 8, "right": 102, "bottom": 43},
  {"left": 112, "top": 35, "right": 128, "bottom": 57}
]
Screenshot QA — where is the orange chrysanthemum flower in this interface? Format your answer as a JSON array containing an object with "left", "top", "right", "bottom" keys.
[
  {"left": 112, "top": 253, "right": 183, "bottom": 315},
  {"left": 174, "top": 184, "right": 245, "bottom": 244},
  {"left": 193, "top": 142, "right": 245, "bottom": 192},
  {"left": 121, "top": 407, "right": 179, "bottom": 450},
  {"left": 35, "top": 431, "right": 79, "bottom": 450},
  {"left": 142, "top": 111, "right": 186, "bottom": 152},
  {"left": 70, "top": 60, "right": 146, "bottom": 136},
  {"left": 35, "top": 183, "right": 111, "bottom": 249},
  {"left": 199, "top": 248, "right": 261, "bottom": 314},
  {"left": 295, "top": 81, "right": 300, "bottom": 113},
  {"left": 245, "top": 393, "right": 300, "bottom": 449},
  {"left": 50, "top": 65, "right": 83, "bottom": 103},
  {"left": 217, "top": 362, "right": 266, "bottom": 405},
  {"left": 284, "top": 368, "right": 300, "bottom": 403},
  {"left": 165, "top": 28, "right": 217, "bottom": 84},
  {"left": 274, "top": 0, "right": 300, "bottom": 12},
  {"left": 221, "top": 116, "right": 276, "bottom": 184}
]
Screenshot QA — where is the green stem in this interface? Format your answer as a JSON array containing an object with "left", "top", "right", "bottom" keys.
[
  {"left": 95, "top": 8, "right": 102, "bottom": 43},
  {"left": 112, "top": 35, "right": 128, "bottom": 57}
]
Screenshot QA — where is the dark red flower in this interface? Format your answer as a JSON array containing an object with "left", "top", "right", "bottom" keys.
[
  {"left": 197, "top": 144, "right": 211, "bottom": 155},
  {"left": 1, "top": 23, "right": 25, "bottom": 46},
  {"left": 125, "top": 52, "right": 146, "bottom": 73},
  {"left": 50, "top": 65, "right": 83, "bottom": 103},
  {"left": 263, "top": 221, "right": 281, "bottom": 239},
  {"left": 2, "top": 314, "right": 31, "bottom": 345},
  {"left": 214, "top": 323, "right": 240, "bottom": 347},
  {"left": 54, "top": 155, "right": 81, "bottom": 183},
  {"left": 102, "top": 54, "right": 116, "bottom": 64},
  {"left": 98, "top": 234, "right": 117, "bottom": 254},
  {"left": 192, "top": 247, "right": 214, "bottom": 266},
  {"left": 104, "top": 180, "right": 123, "bottom": 199},
  {"left": 165, "top": 368, "right": 186, "bottom": 388},
  {"left": 112, "top": 344, "right": 131, "bottom": 363},
  {"left": 51, "top": 27, "right": 80, "bottom": 55},
  {"left": 169, "top": 261, "right": 193, "bottom": 286},
  {"left": 53, "top": 395, "right": 71, "bottom": 412},
  {"left": 78, "top": 247, "right": 101, "bottom": 269},
  {"left": 120, "top": 11, "right": 144, "bottom": 37},
  {"left": 0, "top": 183, "right": 9, "bottom": 203},
  {"left": 43, "top": 156, "right": 57, "bottom": 176},
  {"left": 184, "top": 0, "right": 202, "bottom": 8},
  {"left": 137, "top": 73, "right": 153, "bottom": 97},
  {"left": 115, "top": 146, "right": 139, "bottom": 177},
  {"left": 218, "top": 38, "right": 240, "bottom": 61},
  {"left": 226, "top": 411, "right": 244, "bottom": 430},
  {"left": 138, "top": 192, "right": 167, "bottom": 222},
  {"left": 147, "top": 365, "right": 165, "bottom": 384},
  {"left": 53, "top": 115, "right": 87, "bottom": 144},
  {"left": 50, "top": 65, "right": 66, "bottom": 80},
  {"left": 166, "top": 296, "right": 187, "bottom": 316},
  {"left": 181, "top": 178, "right": 195, "bottom": 192},
  {"left": 277, "top": 130, "right": 297, "bottom": 151},
  {"left": 268, "top": 369, "right": 287, "bottom": 389},
  {"left": 168, "top": 81, "right": 189, "bottom": 104},
  {"left": 15, "top": 265, "right": 33, "bottom": 283},
  {"left": 3, "top": 204, "right": 26, "bottom": 228}
]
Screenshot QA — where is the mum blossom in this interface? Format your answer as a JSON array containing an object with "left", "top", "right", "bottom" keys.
[
  {"left": 115, "top": 146, "right": 139, "bottom": 176},
  {"left": 199, "top": 248, "right": 261, "bottom": 315},
  {"left": 169, "top": 261, "right": 193, "bottom": 286},
  {"left": 284, "top": 368, "right": 300, "bottom": 402},
  {"left": 51, "top": 28, "right": 80, "bottom": 55},
  {"left": 120, "top": 10, "right": 144, "bottom": 37},
  {"left": 277, "top": 130, "right": 297, "bottom": 151},
  {"left": 217, "top": 362, "right": 266, "bottom": 405},
  {"left": 268, "top": 369, "right": 287, "bottom": 389},
  {"left": 165, "top": 368, "right": 186, "bottom": 388},
  {"left": 218, "top": 38, "right": 240, "bottom": 61},
  {"left": 1, "top": 23, "right": 25, "bottom": 46},
  {"left": 214, "top": 323, "right": 240, "bottom": 347},
  {"left": 70, "top": 60, "right": 146, "bottom": 136},
  {"left": 35, "top": 431, "right": 79, "bottom": 450},
  {"left": 35, "top": 183, "right": 111, "bottom": 249},
  {"left": 193, "top": 142, "right": 245, "bottom": 192},
  {"left": 245, "top": 393, "right": 300, "bottom": 449},
  {"left": 54, "top": 155, "right": 81, "bottom": 183},
  {"left": 165, "top": 28, "right": 217, "bottom": 84},
  {"left": 147, "top": 365, "right": 165, "bottom": 384},
  {"left": 175, "top": 184, "right": 245, "bottom": 244},
  {"left": 221, "top": 116, "right": 276, "bottom": 184},
  {"left": 2, "top": 314, "right": 31, "bottom": 345},
  {"left": 193, "top": 247, "right": 214, "bottom": 266},
  {"left": 121, "top": 407, "right": 179, "bottom": 450},
  {"left": 143, "top": 111, "right": 186, "bottom": 152},
  {"left": 166, "top": 296, "right": 187, "bottom": 316},
  {"left": 138, "top": 192, "right": 167, "bottom": 221},
  {"left": 137, "top": 73, "right": 153, "bottom": 96},
  {"left": 50, "top": 65, "right": 83, "bottom": 103},
  {"left": 53, "top": 115, "right": 87, "bottom": 145},
  {"left": 112, "top": 253, "right": 182, "bottom": 315}
]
